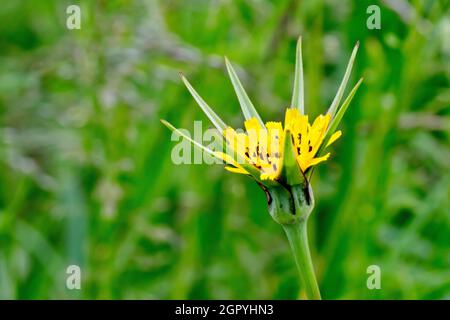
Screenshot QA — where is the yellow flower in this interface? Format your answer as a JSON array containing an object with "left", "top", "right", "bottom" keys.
[
  {"left": 218, "top": 109, "right": 342, "bottom": 181},
  {"left": 161, "top": 37, "right": 363, "bottom": 300},
  {"left": 162, "top": 37, "right": 362, "bottom": 188}
]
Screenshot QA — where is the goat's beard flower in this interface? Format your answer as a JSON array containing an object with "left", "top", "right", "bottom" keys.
[
  {"left": 162, "top": 37, "right": 362, "bottom": 300},
  {"left": 219, "top": 109, "right": 342, "bottom": 181}
]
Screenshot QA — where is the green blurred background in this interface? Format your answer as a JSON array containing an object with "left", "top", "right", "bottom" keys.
[{"left": 0, "top": 0, "right": 449, "bottom": 299}]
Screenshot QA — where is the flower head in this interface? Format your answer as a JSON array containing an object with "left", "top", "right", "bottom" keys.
[
  {"left": 162, "top": 37, "right": 362, "bottom": 189},
  {"left": 161, "top": 38, "right": 363, "bottom": 299},
  {"left": 218, "top": 109, "right": 342, "bottom": 182}
]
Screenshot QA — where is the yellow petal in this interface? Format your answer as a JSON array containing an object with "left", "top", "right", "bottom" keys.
[
  {"left": 244, "top": 117, "right": 262, "bottom": 132},
  {"left": 224, "top": 166, "right": 249, "bottom": 174},
  {"left": 298, "top": 152, "right": 330, "bottom": 171},
  {"left": 310, "top": 114, "right": 329, "bottom": 139},
  {"left": 311, "top": 114, "right": 324, "bottom": 129},
  {"left": 284, "top": 108, "right": 301, "bottom": 131},
  {"left": 326, "top": 130, "right": 342, "bottom": 147},
  {"left": 215, "top": 152, "right": 250, "bottom": 175},
  {"left": 223, "top": 127, "right": 248, "bottom": 161},
  {"left": 244, "top": 118, "right": 261, "bottom": 161},
  {"left": 266, "top": 121, "right": 283, "bottom": 154},
  {"left": 261, "top": 170, "right": 279, "bottom": 180},
  {"left": 265, "top": 121, "right": 283, "bottom": 131}
]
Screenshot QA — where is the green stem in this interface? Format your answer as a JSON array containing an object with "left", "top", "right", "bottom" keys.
[{"left": 282, "top": 221, "right": 321, "bottom": 300}]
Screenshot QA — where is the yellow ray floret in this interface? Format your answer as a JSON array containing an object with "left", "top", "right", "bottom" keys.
[{"left": 223, "top": 108, "right": 342, "bottom": 181}]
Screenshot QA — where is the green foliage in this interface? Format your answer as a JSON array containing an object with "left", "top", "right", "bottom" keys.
[{"left": 0, "top": 0, "right": 449, "bottom": 299}]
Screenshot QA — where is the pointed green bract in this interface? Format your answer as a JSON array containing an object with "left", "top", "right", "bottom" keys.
[
  {"left": 224, "top": 57, "right": 265, "bottom": 128},
  {"left": 162, "top": 119, "right": 244, "bottom": 173},
  {"left": 326, "top": 77, "right": 363, "bottom": 140},
  {"left": 316, "top": 77, "right": 363, "bottom": 161},
  {"left": 281, "top": 130, "right": 305, "bottom": 186},
  {"left": 327, "top": 42, "right": 359, "bottom": 119},
  {"left": 291, "top": 37, "right": 305, "bottom": 114},
  {"left": 161, "top": 119, "right": 219, "bottom": 158},
  {"left": 180, "top": 74, "right": 228, "bottom": 132}
]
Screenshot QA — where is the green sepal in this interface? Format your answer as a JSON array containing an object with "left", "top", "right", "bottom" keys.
[
  {"left": 265, "top": 183, "right": 314, "bottom": 225},
  {"left": 280, "top": 129, "right": 305, "bottom": 186},
  {"left": 225, "top": 57, "right": 265, "bottom": 128},
  {"left": 291, "top": 183, "right": 314, "bottom": 221},
  {"left": 327, "top": 42, "right": 359, "bottom": 118},
  {"left": 265, "top": 185, "right": 297, "bottom": 225},
  {"left": 291, "top": 36, "right": 305, "bottom": 114}
]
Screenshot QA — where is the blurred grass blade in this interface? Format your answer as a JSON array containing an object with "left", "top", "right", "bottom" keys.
[
  {"left": 281, "top": 130, "right": 305, "bottom": 185},
  {"left": 327, "top": 42, "right": 359, "bottom": 118},
  {"left": 224, "top": 57, "right": 265, "bottom": 128},
  {"left": 291, "top": 36, "right": 305, "bottom": 114},
  {"left": 180, "top": 73, "right": 228, "bottom": 132}
]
